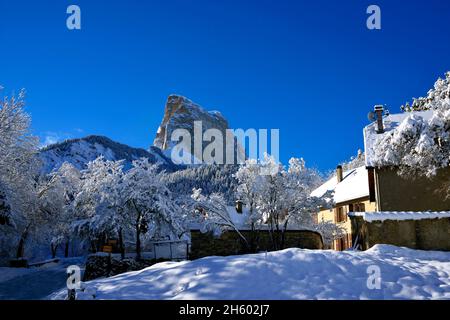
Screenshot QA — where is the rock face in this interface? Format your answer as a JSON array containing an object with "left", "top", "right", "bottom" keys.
[
  {"left": 153, "top": 95, "right": 229, "bottom": 151},
  {"left": 39, "top": 135, "right": 178, "bottom": 174}
]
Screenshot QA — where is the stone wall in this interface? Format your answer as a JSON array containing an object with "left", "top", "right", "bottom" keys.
[
  {"left": 190, "top": 229, "right": 324, "bottom": 260},
  {"left": 350, "top": 216, "right": 450, "bottom": 251}
]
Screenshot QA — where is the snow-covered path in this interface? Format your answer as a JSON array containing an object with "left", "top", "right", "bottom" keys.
[
  {"left": 49, "top": 245, "right": 450, "bottom": 300},
  {"left": 0, "top": 258, "right": 84, "bottom": 300}
]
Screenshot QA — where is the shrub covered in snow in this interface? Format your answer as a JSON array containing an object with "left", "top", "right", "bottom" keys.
[{"left": 83, "top": 253, "right": 164, "bottom": 281}]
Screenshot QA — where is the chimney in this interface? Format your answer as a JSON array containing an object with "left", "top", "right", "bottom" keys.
[
  {"left": 374, "top": 105, "right": 384, "bottom": 133},
  {"left": 336, "top": 165, "right": 343, "bottom": 183}
]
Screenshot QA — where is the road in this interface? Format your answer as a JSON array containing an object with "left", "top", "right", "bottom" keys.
[{"left": 0, "top": 258, "right": 84, "bottom": 300}]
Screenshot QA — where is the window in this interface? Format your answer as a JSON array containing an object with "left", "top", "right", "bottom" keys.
[
  {"left": 353, "top": 203, "right": 366, "bottom": 212},
  {"left": 335, "top": 207, "right": 346, "bottom": 222}
]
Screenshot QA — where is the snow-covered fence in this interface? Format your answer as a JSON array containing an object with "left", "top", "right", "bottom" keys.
[{"left": 149, "top": 240, "right": 189, "bottom": 261}]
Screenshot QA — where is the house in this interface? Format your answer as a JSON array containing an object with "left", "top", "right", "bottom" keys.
[
  {"left": 311, "top": 165, "right": 376, "bottom": 250},
  {"left": 312, "top": 106, "right": 450, "bottom": 251},
  {"left": 363, "top": 107, "right": 450, "bottom": 212}
]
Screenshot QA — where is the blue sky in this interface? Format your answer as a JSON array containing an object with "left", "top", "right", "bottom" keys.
[{"left": 1, "top": 0, "right": 449, "bottom": 171}]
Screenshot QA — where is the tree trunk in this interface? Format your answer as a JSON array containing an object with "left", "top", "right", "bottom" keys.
[
  {"left": 272, "top": 212, "right": 284, "bottom": 251},
  {"left": 249, "top": 223, "right": 260, "bottom": 253},
  {"left": 64, "top": 240, "right": 69, "bottom": 258},
  {"left": 280, "top": 220, "right": 288, "bottom": 249},
  {"left": 136, "top": 225, "right": 141, "bottom": 261},
  {"left": 268, "top": 216, "right": 277, "bottom": 251},
  {"left": 51, "top": 243, "right": 58, "bottom": 259},
  {"left": 16, "top": 226, "right": 30, "bottom": 259},
  {"left": 16, "top": 238, "right": 25, "bottom": 259},
  {"left": 118, "top": 228, "right": 125, "bottom": 259},
  {"left": 90, "top": 240, "right": 97, "bottom": 253},
  {"left": 98, "top": 233, "right": 106, "bottom": 252},
  {"left": 131, "top": 200, "right": 142, "bottom": 261}
]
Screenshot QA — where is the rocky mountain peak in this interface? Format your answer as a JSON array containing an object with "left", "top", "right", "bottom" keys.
[{"left": 153, "top": 95, "right": 229, "bottom": 150}]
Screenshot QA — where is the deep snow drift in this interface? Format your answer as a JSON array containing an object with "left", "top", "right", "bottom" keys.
[{"left": 49, "top": 245, "right": 450, "bottom": 300}]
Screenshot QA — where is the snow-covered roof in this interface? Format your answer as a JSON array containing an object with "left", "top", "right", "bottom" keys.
[
  {"left": 363, "top": 110, "right": 434, "bottom": 167},
  {"left": 310, "top": 166, "right": 369, "bottom": 205},
  {"left": 226, "top": 206, "right": 250, "bottom": 229},
  {"left": 348, "top": 211, "right": 450, "bottom": 222}
]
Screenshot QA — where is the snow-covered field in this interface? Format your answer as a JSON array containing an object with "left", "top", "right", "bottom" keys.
[{"left": 49, "top": 245, "right": 450, "bottom": 300}]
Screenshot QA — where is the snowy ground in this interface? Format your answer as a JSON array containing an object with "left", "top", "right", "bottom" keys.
[
  {"left": 49, "top": 245, "right": 450, "bottom": 300},
  {"left": 0, "top": 258, "right": 85, "bottom": 300}
]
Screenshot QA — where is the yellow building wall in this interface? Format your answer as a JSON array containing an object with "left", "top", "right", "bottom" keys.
[{"left": 316, "top": 199, "right": 376, "bottom": 250}]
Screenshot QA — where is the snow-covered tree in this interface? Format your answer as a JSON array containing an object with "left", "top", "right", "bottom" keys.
[
  {"left": 0, "top": 88, "right": 41, "bottom": 260},
  {"left": 121, "top": 158, "right": 187, "bottom": 259},
  {"left": 71, "top": 156, "right": 188, "bottom": 260},
  {"left": 373, "top": 72, "right": 450, "bottom": 197},
  {"left": 73, "top": 157, "right": 126, "bottom": 254},
  {"left": 38, "top": 162, "right": 81, "bottom": 258},
  {"left": 234, "top": 154, "right": 331, "bottom": 250},
  {"left": 233, "top": 159, "right": 262, "bottom": 250},
  {"left": 401, "top": 72, "right": 450, "bottom": 112},
  {"left": 163, "top": 164, "right": 238, "bottom": 205}
]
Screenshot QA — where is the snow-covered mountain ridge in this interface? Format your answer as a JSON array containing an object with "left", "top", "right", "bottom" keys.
[
  {"left": 39, "top": 135, "right": 179, "bottom": 174},
  {"left": 39, "top": 95, "right": 238, "bottom": 175}
]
